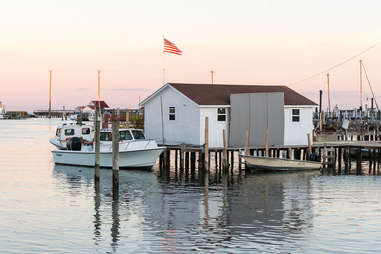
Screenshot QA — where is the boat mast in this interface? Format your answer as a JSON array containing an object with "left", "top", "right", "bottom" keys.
[
  {"left": 360, "top": 60, "right": 363, "bottom": 117},
  {"left": 49, "top": 70, "right": 52, "bottom": 119}
]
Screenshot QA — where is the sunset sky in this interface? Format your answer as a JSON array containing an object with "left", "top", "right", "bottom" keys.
[{"left": 1, "top": 0, "right": 381, "bottom": 111}]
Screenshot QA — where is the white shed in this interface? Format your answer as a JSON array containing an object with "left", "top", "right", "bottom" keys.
[{"left": 140, "top": 83, "right": 317, "bottom": 147}]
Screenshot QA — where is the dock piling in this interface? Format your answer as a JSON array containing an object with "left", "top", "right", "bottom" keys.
[
  {"left": 112, "top": 111, "right": 119, "bottom": 199},
  {"left": 94, "top": 110, "right": 101, "bottom": 185}
]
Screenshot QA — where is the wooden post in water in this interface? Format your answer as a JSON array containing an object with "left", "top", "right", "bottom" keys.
[
  {"left": 112, "top": 111, "right": 119, "bottom": 200},
  {"left": 175, "top": 149, "right": 178, "bottom": 170},
  {"left": 265, "top": 128, "right": 269, "bottom": 157},
  {"left": 94, "top": 109, "right": 101, "bottom": 184},
  {"left": 337, "top": 148, "right": 341, "bottom": 174},
  {"left": 307, "top": 133, "right": 312, "bottom": 156},
  {"left": 180, "top": 146, "right": 184, "bottom": 171},
  {"left": 356, "top": 147, "right": 362, "bottom": 175},
  {"left": 204, "top": 117, "right": 209, "bottom": 172},
  {"left": 190, "top": 152, "right": 196, "bottom": 178},
  {"left": 222, "top": 130, "right": 228, "bottom": 171},
  {"left": 230, "top": 150, "right": 234, "bottom": 174},
  {"left": 185, "top": 152, "right": 190, "bottom": 176},
  {"left": 245, "top": 130, "right": 249, "bottom": 155},
  {"left": 344, "top": 147, "right": 349, "bottom": 174}
]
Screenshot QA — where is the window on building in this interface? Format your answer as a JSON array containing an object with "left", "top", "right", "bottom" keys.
[
  {"left": 82, "top": 128, "right": 90, "bottom": 135},
  {"left": 64, "top": 129, "right": 74, "bottom": 136},
  {"left": 217, "top": 108, "right": 226, "bottom": 121},
  {"left": 169, "top": 107, "right": 175, "bottom": 120},
  {"left": 292, "top": 109, "right": 300, "bottom": 122}
]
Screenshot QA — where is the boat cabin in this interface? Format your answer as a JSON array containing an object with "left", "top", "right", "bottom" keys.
[
  {"left": 55, "top": 123, "right": 94, "bottom": 142},
  {"left": 100, "top": 129, "right": 145, "bottom": 142}
]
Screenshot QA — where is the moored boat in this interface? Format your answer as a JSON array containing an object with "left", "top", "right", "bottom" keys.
[
  {"left": 243, "top": 155, "right": 322, "bottom": 171},
  {"left": 50, "top": 126, "right": 165, "bottom": 169}
]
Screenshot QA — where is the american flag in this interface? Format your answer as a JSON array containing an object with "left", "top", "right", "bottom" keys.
[{"left": 163, "top": 38, "right": 182, "bottom": 55}]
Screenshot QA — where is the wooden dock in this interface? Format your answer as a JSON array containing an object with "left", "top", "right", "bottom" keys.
[{"left": 157, "top": 139, "right": 381, "bottom": 180}]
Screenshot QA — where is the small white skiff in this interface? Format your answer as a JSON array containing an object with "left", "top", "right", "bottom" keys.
[{"left": 243, "top": 155, "right": 322, "bottom": 171}]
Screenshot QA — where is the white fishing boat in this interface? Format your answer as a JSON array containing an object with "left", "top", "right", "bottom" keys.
[
  {"left": 50, "top": 127, "right": 165, "bottom": 169},
  {"left": 243, "top": 155, "right": 322, "bottom": 171}
]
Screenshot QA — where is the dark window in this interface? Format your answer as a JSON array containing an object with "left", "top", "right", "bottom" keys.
[
  {"left": 217, "top": 108, "right": 226, "bottom": 121},
  {"left": 56, "top": 128, "right": 61, "bottom": 137},
  {"left": 169, "top": 107, "right": 175, "bottom": 120},
  {"left": 64, "top": 129, "right": 74, "bottom": 136},
  {"left": 132, "top": 130, "right": 145, "bottom": 140},
  {"left": 100, "top": 132, "right": 112, "bottom": 141},
  {"left": 292, "top": 109, "right": 300, "bottom": 122},
  {"left": 119, "top": 130, "right": 133, "bottom": 141},
  {"left": 82, "top": 128, "right": 90, "bottom": 135}
]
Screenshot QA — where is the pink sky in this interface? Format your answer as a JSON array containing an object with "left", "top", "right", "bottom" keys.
[{"left": 1, "top": 0, "right": 381, "bottom": 111}]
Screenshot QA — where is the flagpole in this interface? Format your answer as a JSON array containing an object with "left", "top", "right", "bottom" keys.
[{"left": 162, "top": 36, "right": 166, "bottom": 84}]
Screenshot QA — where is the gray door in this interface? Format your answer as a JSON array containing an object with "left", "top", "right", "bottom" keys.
[{"left": 230, "top": 92, "right": 284, "bottom": 147}]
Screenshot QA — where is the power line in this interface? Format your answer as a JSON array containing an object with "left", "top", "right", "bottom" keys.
[{"left": 288, "top": 41, "right": 381, "bottom": 86}]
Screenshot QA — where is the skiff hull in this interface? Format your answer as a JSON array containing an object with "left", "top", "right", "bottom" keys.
[
  {"left": 52, "top": 147, "right": 165, "bottom": 169},
  {"left": 243, "top": 155, "right": 322, "bottom": 171}
]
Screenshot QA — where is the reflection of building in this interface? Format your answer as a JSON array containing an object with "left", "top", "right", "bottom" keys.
[{"left": 225, "top": 173, "right": 314, "bottom": 249}]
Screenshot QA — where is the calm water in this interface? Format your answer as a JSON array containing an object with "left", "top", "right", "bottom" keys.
[{"left": 1, "top": 119, "right": 381, "bottom": 253}]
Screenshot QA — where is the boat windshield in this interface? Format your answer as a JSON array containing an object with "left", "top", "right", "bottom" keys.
[
  {"left": 131, "top": 130, "right": 145, "bottom": 140},
  {"left": 100, "top": 132, "right": 112, "bottom": 141},
  {"left": 100, "top": 131, "right": 133, "bottom": 141},
  {"left": 119, "top": 130, "right": 133, "bottom": 141}
]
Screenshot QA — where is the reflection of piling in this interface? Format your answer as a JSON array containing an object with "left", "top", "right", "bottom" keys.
[
  {"left": 112, "top": 111, "right": 119, "bottom": 200},
  {"left": 222, "top": 130, "right": 228, "bottom": 172},
  {"left": 265, "top": 128, "right": 269, "bottom": 157},
  {"left": 94, "top": 110, "right": 101, "bottom": 184},
  {"left": 204, "top": 117, "right": 209, "bottom": 172}
]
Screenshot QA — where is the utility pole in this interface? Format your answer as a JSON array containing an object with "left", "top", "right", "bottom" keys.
[
  {"left": 210, "top": 70, "right": 214, "bottom": 85},
  {"left": 49, "top": 70, "right": 52, "bottom": 119},
  {"left": 327, "top": 73, "right": 331, "bottom": 113},
  {"left": 97, "top": 70, "right": 101, "bottom": 110}
]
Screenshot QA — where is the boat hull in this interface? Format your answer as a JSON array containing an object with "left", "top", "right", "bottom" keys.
[
  {"left": 52, "top": 148, "right": 165, "bottom": 169},
  {"left": 243, "top": 155, "right": 321, "bottom": 171}
]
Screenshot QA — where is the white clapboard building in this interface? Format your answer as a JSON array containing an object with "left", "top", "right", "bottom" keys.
[{"left": 140, "top": 83, "right": 317, "bottom": 148}]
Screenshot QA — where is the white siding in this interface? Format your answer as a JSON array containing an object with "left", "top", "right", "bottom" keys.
[
  {"left": 284, "top": 106, "right": 314, "bottom": 146},
  {"left": 144, "top": 86, "right": 200, "bottom": 145},
  {"left": 200, "top": 107, "right": 230, "bottom": 147}
]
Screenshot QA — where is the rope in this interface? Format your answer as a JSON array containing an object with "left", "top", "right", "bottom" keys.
[
  {"left": 288, "top": 41, "right": 381, "bottom": 86},
  {"left": 361, "top": 62, "right": 379, "bottom": 111}
]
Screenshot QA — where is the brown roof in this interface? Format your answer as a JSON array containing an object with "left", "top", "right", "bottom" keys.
[
  {"left": 90, "top": 100, "right": 110, "bottom": 109},
  {"left": 169, "top": 83, "right": 317, "bottom": 106}
]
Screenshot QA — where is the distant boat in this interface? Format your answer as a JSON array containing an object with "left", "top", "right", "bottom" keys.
[{"left": 243, "top": 155, "right": 322, "bottom": 171}]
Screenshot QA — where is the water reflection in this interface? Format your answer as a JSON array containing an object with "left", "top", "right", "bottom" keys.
[
  {"left": 93, "top": 186, "right": 102, "bottom": 246},
  {"left": 53, "top": 162, "right": 318, "bottom": 253}
]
